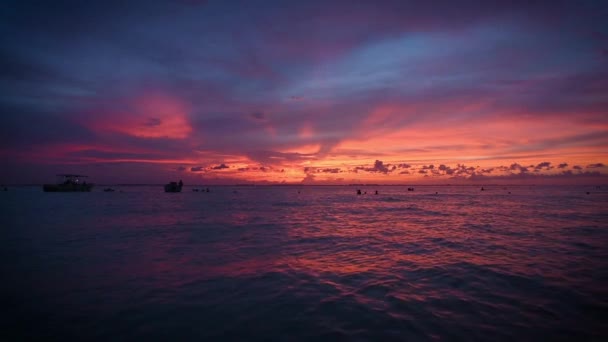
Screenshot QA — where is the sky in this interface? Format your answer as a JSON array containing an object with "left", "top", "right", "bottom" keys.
[{"left": 1, "top": 0, "right": 607, "bottom": 185}]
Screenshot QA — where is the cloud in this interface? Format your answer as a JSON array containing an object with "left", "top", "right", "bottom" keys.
[
  {"left": 191, "top": 166, "right": 205, "bottom": 172},
  {"left": 245, "top": 150, "right": 316, "bottom": 166},
  {"left": 251, "top": 112, "right": 265, "bottom": 120},
  {"left": 212, "top": 163, "right": 229, "bottom": 170},
  {"left": 452, "top": 170, "right": 607, "bottom": 184},
  {"left": 586, "top": 163, "right": 605, "bottom": 168},
  {"left": 318, "top": 168, "right": 341, "bottom": 174},
  {"left": 535, "top": 161, "right": 552, "bottom": 170},
  {"left": 509, "top": 163, "right": 529, "bottom": 173},
  {"left": 355, "top": 160, "right": 392, "bottom": 174},
  {"left": 1, "top": 1, "right": 607, "bottom": 184},
  {"left": 371, "top": 160, "right": 390, "bottom": 173}
]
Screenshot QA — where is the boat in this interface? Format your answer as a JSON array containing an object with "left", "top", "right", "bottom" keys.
[
  {"left": 164, "top": 180, "right": 183, "bottom": 192},
  {"left": 43, "top": 174, "right": 93, "bottom": 192}
]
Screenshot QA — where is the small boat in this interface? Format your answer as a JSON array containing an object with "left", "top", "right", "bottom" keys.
[
  {"left": 164, "top": 180, "right": 183, "bottom": 193},
  {"left": 43, "top": 174, "right": 93, "bottom": 192}
]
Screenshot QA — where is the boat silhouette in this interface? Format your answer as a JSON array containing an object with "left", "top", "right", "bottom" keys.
[
  {"left": 164, "top": 180, "right": 183, "bottom": 192},
  {"left": 43, "top": 174, "right": 93, "bottom": 192}
]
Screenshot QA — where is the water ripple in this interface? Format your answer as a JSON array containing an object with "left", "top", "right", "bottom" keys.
[{"left": 1, "top": 185, "right": 607, "bottom": 341}]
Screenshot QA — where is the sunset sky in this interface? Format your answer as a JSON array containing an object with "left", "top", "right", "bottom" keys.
[{"left": 1, "top": 0, "right": 607, "bottom": 184}]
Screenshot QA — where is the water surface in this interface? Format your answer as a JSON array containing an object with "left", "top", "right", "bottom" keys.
[{"left": 1, "top": 185, "right": 607, "bottom": 341}]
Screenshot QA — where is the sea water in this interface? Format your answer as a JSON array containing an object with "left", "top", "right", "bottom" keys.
[{"left": 1, "top": 185, "right": 606, "bottom": 341}]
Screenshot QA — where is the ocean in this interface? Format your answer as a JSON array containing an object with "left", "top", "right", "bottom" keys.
[{"left": 1, "top": 185, "right": 607, "bottom": 341}]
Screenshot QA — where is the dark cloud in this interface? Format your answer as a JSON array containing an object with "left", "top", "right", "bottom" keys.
[
  {"left": 0, "top": 104, "right": 96, "bottom": 147},
  {"left": 509, "top": 163, "right": 529, "bottom": 173},
  {"left": 212, "top": 163, "right": 229, "bottom": 170},
  {"left": 558, "top": 163, "right": 568, "bottom": 169},
  {"left": 191, "top": 166, "right": 205, "bottom": 172},
  {"left": 455, "top": 170, "right": 606, "bottom": 183},
  {"left": 535, "top": 162, "right": 552, "bottom": 170},
  {"left": 0, "top": 49, "right": 68, "bottom": 83},
  {"left": 251, "top": 112, "right": 265, "bottom": 120},
  {"left": 355, "top": 160, "right": 392, "bottom": 174},
  {"left": 586, "top": 163, "right": 605, "bottom": 168},
  {"left": 371, "top": 160, "right": 390, "bottom": 173},
  {"left": 573, "top": 165, "right": 583, "bottom": 170},
  {"left": 318, "top": 168, "right": 341, "bottom": 174}
]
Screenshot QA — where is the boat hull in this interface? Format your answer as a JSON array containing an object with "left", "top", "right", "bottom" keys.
[{"left": 164, "top": 183, "right": 182, "bottom": 192}]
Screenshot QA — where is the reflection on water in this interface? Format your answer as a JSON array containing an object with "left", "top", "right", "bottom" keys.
[{"left": 1, "top": 185, "right": 607, "bottom": 341}]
